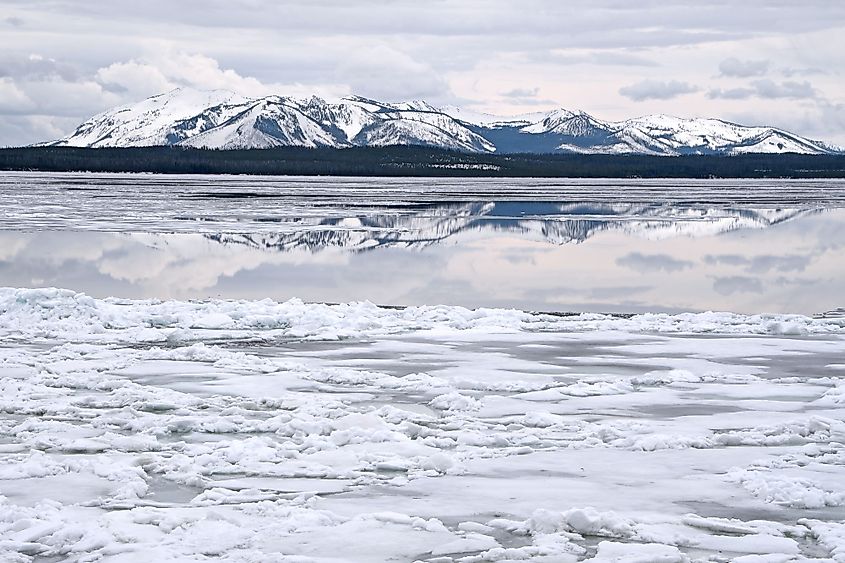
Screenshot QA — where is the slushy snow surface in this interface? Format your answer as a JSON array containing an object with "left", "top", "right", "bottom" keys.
[{"left": 1, "top": 287, "right": 844, "bottom": 561}]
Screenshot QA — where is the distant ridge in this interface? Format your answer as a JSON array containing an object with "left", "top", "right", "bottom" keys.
[{"left": 42, "top": 87, "right": 844, "bottom": 156}]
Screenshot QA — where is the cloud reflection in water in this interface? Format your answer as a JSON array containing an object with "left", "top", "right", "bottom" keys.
[{"left": 0, "top": 202, "right": 843, "bottom": 315}]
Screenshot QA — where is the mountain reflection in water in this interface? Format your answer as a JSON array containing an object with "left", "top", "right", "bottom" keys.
[
  {"left": 203, "top": 202, "right": 815, "bottom": 253},
  {"left": 1, "top": 198, "right": 842, "bottom": 315}
]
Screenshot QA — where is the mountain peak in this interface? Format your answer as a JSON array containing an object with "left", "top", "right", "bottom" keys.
[{"left": 44, "top": 89, "right": 844, "bottom": 155}]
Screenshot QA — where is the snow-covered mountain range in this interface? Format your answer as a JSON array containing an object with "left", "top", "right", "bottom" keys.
[{"left": 45, "top": 88, "right": 844, "bottom": 155}]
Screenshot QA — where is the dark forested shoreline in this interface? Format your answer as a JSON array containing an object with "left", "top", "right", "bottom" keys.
[{"left": 2, "top": 146, "right": 845, "bottom": 178}]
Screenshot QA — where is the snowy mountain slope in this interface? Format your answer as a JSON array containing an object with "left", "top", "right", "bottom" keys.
[
  {"left": 180, "top": 97, "right": 343, "bottom": 149},
  {"left": 354, "top": 112, "right": 495, "bottom": 152},
  {"left": 610, "top": 115, "right": 841, "bottom": 156},
  {"left": 46, "top": 87, "right": 845, "bottom": 155},
  {"left": 51, "top": 89, "right": 252, "bottom": 148}
]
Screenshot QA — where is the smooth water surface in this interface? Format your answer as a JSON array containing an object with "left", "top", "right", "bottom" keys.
[
  {"left": 3, "top": 172, "right": 845, "bottom": 561},
  {"left": 2, "top": 171, "right": 844, "bottom": 314}
]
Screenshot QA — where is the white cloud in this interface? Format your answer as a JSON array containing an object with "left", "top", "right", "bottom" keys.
[
  {"left": 335, "top": 45, "right": 452, "bottom": 102},
  {"left": 22, "top": 79, "right": 121, "bottom": 117},
  {"left": 95, "top": 60, "right": 173, "bottom": 96},
  {"left": 0, "top": 77, "right": 35, "bottom": 113},
  {"left": 0, "top": 49, "right": 355, "bottom": 144},
  {"left": 95, "top": 50, "right": 349, "bottom": 101}
]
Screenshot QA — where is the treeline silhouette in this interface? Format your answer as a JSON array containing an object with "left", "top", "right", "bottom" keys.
[{"left": 1, "top": 146, "right": 845, "bottom": 177}]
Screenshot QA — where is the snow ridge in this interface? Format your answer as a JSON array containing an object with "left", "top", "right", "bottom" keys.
[{"left": 46, "top": 87, "right": 844, "bottom": 155}]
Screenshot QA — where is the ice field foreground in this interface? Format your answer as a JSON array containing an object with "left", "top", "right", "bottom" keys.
[{"left": 2, "top": 288, "right": 845, "bottom": 562}]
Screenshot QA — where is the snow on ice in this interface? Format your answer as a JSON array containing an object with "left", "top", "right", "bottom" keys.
[{"left": 0, "top": 287, "right": 844, "bottom": 561}]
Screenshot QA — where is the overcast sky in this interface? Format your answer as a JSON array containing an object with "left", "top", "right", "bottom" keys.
[{"left": 1, "top": 0, "right": 844, "bottom": 146}]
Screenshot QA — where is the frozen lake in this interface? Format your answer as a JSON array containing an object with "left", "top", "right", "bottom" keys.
[
  {"left": 2, "top": 172, "right": 845, "bottom": 314},
  {"left": 1, "top": 172, "right": 844, "bottom": 562}
]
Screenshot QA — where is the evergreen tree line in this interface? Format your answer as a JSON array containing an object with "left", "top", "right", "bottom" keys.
[{"left": 1, "top": 146, "right": 845, "bottom": 178}]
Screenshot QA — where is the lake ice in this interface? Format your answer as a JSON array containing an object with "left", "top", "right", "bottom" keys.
[{"left": 1, "top": 172, "right": 844, "bottom": 562}]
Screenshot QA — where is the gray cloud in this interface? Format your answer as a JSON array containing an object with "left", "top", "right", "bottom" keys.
[
  {"left": 704, "top": 254, "right": 812, "bottom": 273},
  {"left": 498, "top": 87, "right": 558, "bottom": 106},
  {"left": 746, "top": 255, "right": 812, "bottom": 274},
  {"left": 772, "top": 276, "right": 822, "bottom": 287},
  {"left": 816, "top": 101, "right": 845, "bottom": 143},
  {"left": 782, "top": 67, "right": 828, "bottom": 78},
  {"left": 708, "top": 80, "right": 817, "bottom": 100},
  {"left": 619, "top": 80, "right": 698, "bottom": 101},
  {"left": 0, "top": 54, "right": 80, "bottom": 82},
  {"left": 706, "top": 87, "right": 755, "bottom": 100},
  {"left": 588, "top": 52, "right": 659, "bottom": 67},
  {"left": 500, "top": 251, "right": 537, "bottom": 266},
  {"left": 751, "top": 79, "right": 816, "bottom": 99},
  {"left": 8, "top": 0, "right": 843, "bottom": 43},
  {"left": 551, "top": 50, "right": 659, "bottom": 67},
  {"left": 718, "top": 57, "right": 769, "bottom": 78},
  {"left": 712, "top": 276, "right": 764, "bottom": 295},
  {"left": 703, "top": 254, "right": 748, "bottom": 266},
  {"left": 502, "top": 87, "right": 540, "bottom": 98},
  {"left": 1, "top": 0, "right": 844, "bottom": 145},
  {"left": 616, "top": 252, "right": 694, "bottom": 272},
  {"left": 0, "top": 115, "right": 78, "bottom": 147},
  {"left": 724, "top": 100, "right": 845, "bottom": 145}
]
